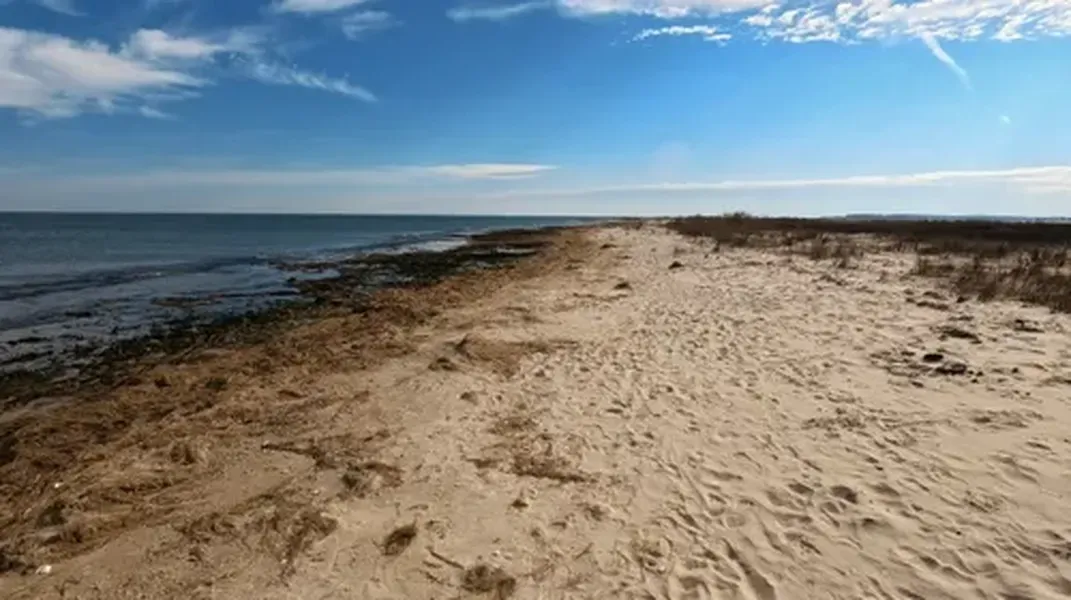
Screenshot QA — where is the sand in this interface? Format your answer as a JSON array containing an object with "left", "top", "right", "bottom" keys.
[{"left": 4, "top": 222, "right": 1071, "bottom": 599}]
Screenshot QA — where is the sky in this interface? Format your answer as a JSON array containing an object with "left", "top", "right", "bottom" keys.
[{"left": 2, "top": 0, "right": 1071, "bottom": 216}]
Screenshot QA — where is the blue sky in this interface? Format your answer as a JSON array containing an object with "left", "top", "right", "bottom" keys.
[{"left": 2, "top": 0, "right": 1071, "bottom": 215}]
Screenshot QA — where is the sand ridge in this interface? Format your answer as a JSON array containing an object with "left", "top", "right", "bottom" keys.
[{"left": 5, "top": 223, "right": 1071, "bottom": 599}]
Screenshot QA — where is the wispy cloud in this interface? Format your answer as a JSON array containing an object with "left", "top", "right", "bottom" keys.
[
  {"left": 1000, "top": 115, "right": 1012, "bottom": 125},
  {"left": 341, "top": 10, "right": 398, "bottom": 39},
  {"left": 422, "top": 163, "right": 556, "bottom": 179},
  {"left": 558, "top": 0, "right": 768, "bottom": 18},
  {"left": 501, "top": 1, "right": 1071, "bottom": 47},
  {"left": 272, "top": 0, "right": 371, "bottom": 14},
  {"left": 478, "top": 166, "right": 1071, "bottom": 198},
  {"left": 448, "top": 1, "right": 550, "bottom": 22},
  {"left": 34, "top": 0, "right": 83, "bottom": 16},
  {"left": 29, "top": 163, "right": 558, "bottom": 187},
  {"left": 244, "top": 61, "right": 377, "bottom": 102},
  {"left": 632, "top": 25, "right": 731, "bottom": 44},
  {"left": 138, "top": 106, "right": 174, "bottom": 119},
  {"left": 920, "top": 33, "right": 970, "bottom": 89},
  {"left": 746, "top": 0, "right": 1071, "bottom": 43},
  {"left": 122, "top": 29, "right": 245, "bottom": 60},
  {"left": 0, "top": 26, "right": 376, "bottom": 119}
]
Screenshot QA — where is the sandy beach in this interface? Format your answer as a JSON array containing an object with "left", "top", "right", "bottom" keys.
[{"left": 4, "top": 221, "right": 1071, "bottom": 599}]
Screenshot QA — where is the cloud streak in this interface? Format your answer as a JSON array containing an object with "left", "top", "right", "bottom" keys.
[
  {"left": 632, "top": 25, "right": 731, "bottom": 43},
  {"left": 272, "top": 0, "right": 371, "bottom": 14},
  {"left": 23, "top": 164, "right": 558, "bottom": 188},
  {"left": 423, "top": 163, "right": 556, "bottom": 179},
  {"left": 920, "top": 33, "right": 970, "bottom": 89},
  {"left": 244, "top": 62, "right": 377, "bottom": 102},
  {"left": 341, "top": 10, "right": 398, "bottom": 39},
  {"left": 558, "top": 0, "right": 768, "bottom": 18},
  {"left": 29, "top": 164, "right": 1068, "bottom": 197},
  {"left": 34, "top": 0, "right": 83, "bottom": 16},
  {"left": 478, "top": 166, "right": 1071, "bottom": 198},
  {"left": 448, "top": 2, "right": 550, "bottom": 22}
]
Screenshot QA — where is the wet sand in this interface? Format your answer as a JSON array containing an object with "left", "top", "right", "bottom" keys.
[{"left": 4, "top": 222, "right": 1071, "bottom": 599}]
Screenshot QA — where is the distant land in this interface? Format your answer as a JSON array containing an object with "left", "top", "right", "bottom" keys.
[{"left": 841, "top": 214, "right": 1071, "bottom": 223}]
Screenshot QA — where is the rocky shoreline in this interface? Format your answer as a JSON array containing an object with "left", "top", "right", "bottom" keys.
[{"left": 0, "top": 227, "right": 563, "bottom": 409}]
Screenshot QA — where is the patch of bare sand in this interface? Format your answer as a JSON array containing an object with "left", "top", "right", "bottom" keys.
[{"left": 7, "top": 223, "right": 1071, "bottom": 599}]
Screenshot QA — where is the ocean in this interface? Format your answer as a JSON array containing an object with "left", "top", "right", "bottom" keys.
[{"left": 0, "top": 213, "right": 595, "bottom": 370}]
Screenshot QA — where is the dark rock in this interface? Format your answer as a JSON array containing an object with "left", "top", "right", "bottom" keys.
[
  {"left": 915, "top": 300, "right": 950, "bottom": 311},
  {"left": 1012, "top": 318, "right": 1044, "bottom": 333},
  {"left": 921, "top": 352, "right": 945, "bottom": 363},
  {"left": 430, "top": 357, "right": 459, "bottom": 372},
  {"left": 0, "top": 548, "right": 31, "bottom": 575},
  {"left": 935, "top": 361, "right": 969, "bottom": 376},
  {"left": 669, "top": 261, "right": 684, "bottom": 270},
  {"left": 936, "top": 325, "right": 981, "bottom": 343},
  {"left": 613, "top": 281, "right": 632, "bottom": 290}
]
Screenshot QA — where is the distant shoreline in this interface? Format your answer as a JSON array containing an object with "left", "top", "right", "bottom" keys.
[{"left": 0, "top": 224, "right": 580, "bottom": 409}]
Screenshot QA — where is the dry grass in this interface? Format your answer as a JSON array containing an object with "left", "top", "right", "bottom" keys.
[
  {"left": 511, "top": 450, "right": 591, "bottom": 483},
  {"left": 340, "top": 461, "right": 402, "bottom": 498},
  {"left": 668, "top": 214, "right": 1071, "bottom": 313},
  {"left": 484, "top": 404, "right": 591, "bottom": 484},
  {"left": 462, "top": 564, "right": 517, "bottom": 598},
  {"left": 452, "top": 335, "right": 561, "bottom": 377},
  {"left": 178, "top": 486, "right": 337, "bottom": 578}
]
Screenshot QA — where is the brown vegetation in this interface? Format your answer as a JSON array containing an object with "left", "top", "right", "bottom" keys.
[
  {"left": 0, "top": 227, "right": 591, "bottom": 579},
  {"left": 667, "top": 214, "right": 1071, "bottom": 313}
]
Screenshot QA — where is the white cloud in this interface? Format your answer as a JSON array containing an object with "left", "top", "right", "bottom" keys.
[
  {"left": 994, "top": 13, "right": 1029, "bottom": 41},
  {"left": 138, "top": 105, "right": 174, "bottom": 119},
  {"left": 752, "top": 5, "right": 843, "bottom": 42},
  {"left": 632, "top": 25, "right": 731, "bottom": 43},
  {"left": 272, "top": 0, "right": 371, "bottom": 14},
  {"left": 341, "top": 10, "right": 397, "bottom": 39},
  {"left": 0, "top": 26, "right": 377, "bottom": 119},
  {"left": 244, "top": 61, "right": 377, "bottom": 102},
  {"left": 123, "top": 29, "right": 229, "bottom": 60},
  {"left": 542, "top": 1, "right": 1071, "bottom": 47},
  {"left": 33, "top": 164, "right": 558, "bottom": 188},
  {"left": 743, "top": 0, "right": 1071, "bottom": 43},
  {"left": 34, "top": 0, "right": 83, "bottom": 16},
  {"left": 0, "top": 27, "right": 201, "bottom": 118},
  {"left": 1000, "top": 115, "right": 1012, "bottom": 125},
  {"left": 423, "top": 163, "right": 556, "bottom": 179},
  {"left": 558, "top": 0, "right": 769, "bottom": 18},
  {"left": 920, "top": 33, "right": 970, "bottom": 88},
  {"left": 448, "top": 2, "right": 550, "bottom": 22},
  {"left": 478, "top": 166, "right": 1071, "bottom": 198}
]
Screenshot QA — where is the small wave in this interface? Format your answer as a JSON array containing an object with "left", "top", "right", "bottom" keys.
[{"left": 298, "top": 230, "right": 471, "bottom": 262}]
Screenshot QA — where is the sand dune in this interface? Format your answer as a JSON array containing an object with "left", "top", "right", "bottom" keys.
[{"left": 5, "top": 223, "right": 1071, "bottom": 599}]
